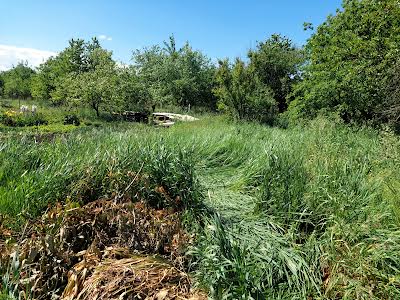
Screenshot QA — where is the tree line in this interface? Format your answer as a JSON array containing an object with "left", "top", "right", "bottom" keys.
[{"left": 0, "top": 0, "right": 399, "bottom": 129}]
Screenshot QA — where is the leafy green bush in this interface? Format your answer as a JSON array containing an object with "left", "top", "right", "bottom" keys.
[
  {"left": 0, "top": 111, "right": 48, "bottom": 127},
  {"left": 214, "top": 59, "right": 278, "bottom": 125},
  {"left": 63, "top": 114, "right": 80, "bottom": 126}
]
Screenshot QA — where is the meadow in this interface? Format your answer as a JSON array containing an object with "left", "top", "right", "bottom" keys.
[
  {"left": 1, "top": 110, "right": 400, "bottom": 299},
  {"left": 1, "top": 1, "right": 399, "bottom": 298}
]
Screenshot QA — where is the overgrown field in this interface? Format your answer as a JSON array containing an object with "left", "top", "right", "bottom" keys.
[{"left": 1, "top": 116, "right": 400, "bottom": 299}]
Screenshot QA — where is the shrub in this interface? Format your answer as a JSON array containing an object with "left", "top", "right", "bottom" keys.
[
  {"left": 214, "top": 59, "right": 278, "bottom": 125},
  {"left": 63, "top": 114, "right": 80, "bottom": 126},
  {"left": 0, "top": 111, "right": 48, "bottom": 127}
]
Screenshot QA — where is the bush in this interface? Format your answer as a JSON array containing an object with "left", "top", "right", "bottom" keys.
[
  {"left": 214, "top": 59, "right": 279, "bottom": 125},
  {"left": 0, "top": 111, "right": 48, "bottom": 127},
  {"left": 63, "top": 114, "right": 80, "bottom": 126}
]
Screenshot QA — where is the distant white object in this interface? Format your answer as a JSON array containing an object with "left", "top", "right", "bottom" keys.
[
  {"left": 20, "top": 105, "right": 29, "bottom": 113},
  {"left": 152, "top": 112, "right": 199, "bottom": 127},
  {"left": 153, "top": 112, "right": 198, "bottom": 121},
  {"left": 31, "top": 105, "right": 37, "bottom": 114}
]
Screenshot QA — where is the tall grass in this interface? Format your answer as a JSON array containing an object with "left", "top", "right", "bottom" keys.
[
  {"left": 1, "top": 116, "right": 400, "bottom": 298},
  {"left": 0, "top": 124, "right": 202, "bottom": 224},
  {"left": 183, "top": 117, "right": 400, "bottom": 299}
]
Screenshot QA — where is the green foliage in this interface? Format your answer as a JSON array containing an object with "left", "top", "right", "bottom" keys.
[
  {"left": 0, "top": 126, "right": 202, "bottom": 223},
  {"left": 255, "top": 147, "right": 309, "bottom": 225},
  {"left": 181, "top": 116, "right": 400, "bottom": 299},
  {"left": 248, "top": 34, "right": 304, "bottom": 112},
  {"left": 31, "top": 37, "right": 156, "bottom": 116},
  {"left": 1, "top": 251, "right": 20, "bottom": 300},
  {"left": 113, "top": 67, "right": 152, "bottom": 112},
  {"left": 291, "top": 0, "right": 400, "bottom": 124},
  {"left": 132, "top": 35, "right": 216, "bottom": 109},
  {"left": 31, "top": 38, "right": 102, "bottom": 104},
  {"left": 0, "top": 111, "right": 48, "bottom": 127},
  {"left": 63, "top": 114, "right": 80, "bottom": 126},
  {"left": 1, "top": 117, "right": 400, "bottom": 298},
  {"left": 214, "top": 58, "right": 278, "bottom": 125},
  {"left": 214, "top": 34, "right": 303, "bottom": 124},
  {"left": 191, "top": 214, "right": 318, "bottom": 299},
  {"left": 137, "top": 144, "right": 202, "bottom": 210},
  {"left": 2, "top": 62, "right": 35, "bottom": 99},
  {"left": 383, "top": 59, "right": 400, "bottom": 131},
  {"left": 0, "top": 74, "right": 4, "bottom": 97},
  {"left": 63, "top": 48, "right": 117, "bottom": 116}
]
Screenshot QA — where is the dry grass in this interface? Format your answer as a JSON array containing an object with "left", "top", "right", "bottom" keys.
[
  {"left": 1, "top": 197, "right": 197, "bottom": 299},
  {"left": 62, "top": 250, "right": 206, "bottom": 300}
]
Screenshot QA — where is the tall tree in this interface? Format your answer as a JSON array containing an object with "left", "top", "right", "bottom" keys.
[
  {"left": 63, "top": 48, "right": 117, "bottom": 116},
  {"left": 214, "top": 59, "right": 277, "bottom": 124},
  {"left": 213, "top": 34, "right": 302, "bottom": 124},
  {"left": 132, "top": 36, "right": 216, "bottom": 109},
  {"left": 31, "top": 38, "right": 104, "bottom": 103},
  {"left": 2, "top": 62, "right": 35, "bottom": 99},
  {"left": 248, "top": 34, "right": 303, "bottom": 112},
  {"left": 113, "top": 66, "right": 152, "bottom": 112},
  {"left": 290, "top": 0, "right": 400, "bottom": 124}
]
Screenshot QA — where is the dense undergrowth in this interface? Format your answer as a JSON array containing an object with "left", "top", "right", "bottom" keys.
[{"left": 1, "top": 116, "right": 400, "bottom": 299}]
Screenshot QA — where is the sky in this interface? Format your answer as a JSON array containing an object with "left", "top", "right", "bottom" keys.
[{"left": 0, "top": 0, "right": 342, "bottom": 71}]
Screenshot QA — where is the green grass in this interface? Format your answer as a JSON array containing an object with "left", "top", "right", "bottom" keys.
[
  {"left": 0, "top": 98, "right": 105, "bottom": 133},
  {"left": 1, "top": 116, "right": 400, "bottom": 299}
]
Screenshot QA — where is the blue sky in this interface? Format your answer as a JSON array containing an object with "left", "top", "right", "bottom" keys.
[{"left": 0, "top": 0, "right": 342, "bottom": 70}]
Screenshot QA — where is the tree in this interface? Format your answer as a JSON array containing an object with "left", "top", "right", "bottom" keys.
[
  {"left": 214, "top": 59, "right": 278, "bottom": 124},
  {"left": 0, "top": 73, "right": 4, "bottom": 97},
  {"left": 290, "top": 0, "right": 400, "bottom": 124},
  {"left": 132, "top": 35, "right": 216, "bottom": 109},
  {"left": 113, "top": 66, "right": 152, "bottom": 112},
  {"left": 213, "top": 34, "right": 303, "bottom": 124},
  {"left": 64, "top": 48, "right": 117, "bottom": 116},
  {"left": 2, "top": 62, "right": 35, "bottom": 99},
  {"left": 31, "top": 38, "right": 103, "bottom": 103},
  {"left": 248, "top": 34, "right": 304, "bottom": 112},
  {"left": 382, "top": 59, "right": 400, "bottom": 129}
]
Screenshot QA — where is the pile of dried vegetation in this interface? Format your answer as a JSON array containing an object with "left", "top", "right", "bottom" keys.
[{"left": 0, "top": 197, "right": 205, "bottom": 299}]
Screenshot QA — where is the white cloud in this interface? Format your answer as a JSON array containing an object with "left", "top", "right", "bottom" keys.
[
  {"left": 0, "top": 45, "right": 56, "bottom": 71},
  {"left": 98, "top": 34, "right": 112, "bottom": 41}
]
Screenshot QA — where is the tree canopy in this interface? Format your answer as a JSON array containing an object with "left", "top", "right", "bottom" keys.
[
  {"left": 289, "top": 0, "right": 400, "bottom": 125},
  {"left": 248, "top": 34, "right": 304, "bottom": 112},
  {"left": 132, "top": 35, "right": 216, "bottom": 109},
  {"left": 2, "top": 1, "right": 400, "bottom": 129},
  {"left": 61, "top": 48, "right": 117, "bottom": 116},
  {"left": 31, "top": 38, "right": 102, "bottom": 104},
  {"left": 1, "top": 62, "right": 35, "bottom": 99},
  {"left": 214, "top": 34, "right": 303, "bottom": 124}
]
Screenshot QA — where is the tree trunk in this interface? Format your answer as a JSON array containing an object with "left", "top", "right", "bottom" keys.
[{"left": 92, "top": 103, "right": 100, "bottom": 117}]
